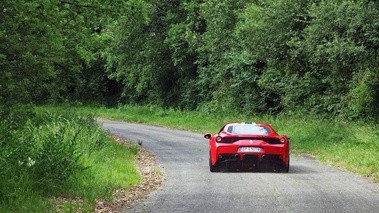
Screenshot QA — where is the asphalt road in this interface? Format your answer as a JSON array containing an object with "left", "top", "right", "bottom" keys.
[{"left": 99, "top": 119, "right": 379, "bottom": 213}]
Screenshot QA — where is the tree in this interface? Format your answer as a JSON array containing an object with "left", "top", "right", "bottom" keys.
[
  {"left": 193, "top": 0, "right": 255, "bottom": 114},
  {"left": 106, "top": 0, "right": 205, "bottom": 108},
  {"left": 1, "top": 0, "right": 64, "bottom": 109},
  {"left": 0, "top": 0, "right": 128, "bottom": 114},
  {"left": 299, "top": 0, "right": 379, "bottom": 118}
]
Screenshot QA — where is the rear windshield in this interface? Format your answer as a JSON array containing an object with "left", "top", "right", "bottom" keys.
[{"left": 226, "top": 124, "right": 271, "bottom": 135}]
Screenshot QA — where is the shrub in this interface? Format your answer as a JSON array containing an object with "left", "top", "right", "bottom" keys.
[{"left": 0, "top": 108, "right": 107, "bottom": 203}]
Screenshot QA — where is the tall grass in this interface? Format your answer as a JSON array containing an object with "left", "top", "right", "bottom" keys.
[
  {"left": 39, "top": 104, "right": 379, "bottom": 181},
  {"left": 0, "top": 109, "right": 140, "bottom": 213},
  {"left": 269, "top": 117, "right": 379, "bottom": 178}
]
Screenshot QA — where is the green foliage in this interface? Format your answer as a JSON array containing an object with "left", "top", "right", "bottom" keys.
[
  {"left": 230, "top": 0, "right": 379, "bottom": 120},
  {"left": 1, "top": 0, "right": 62, "bottom": 106},
  {"left": 164, "top": 0, "right": 205, "bottom": 109},
  {"left": 29, "top": 114, "right": 105, "bottom": 192},
  {"left": 194, "top": 0, "right": 258, "bottom": 114},
  {"left": 103, "top": 0, "right": 379, "bottom": 120},
  {"left": 1, "top": 112, "right": 97, "bottom": 195},
  {"left": 3, "top": 0, "right": 379, "bottom": 123},
  {"left": 346, "top": 68, "right": 379, "bottom": 121},
  {"left": 236, "top": 0, "right": 314, "bottom": 113},
  {"left": 0, "top": 0, "right": 128, "bottom": 109},
  {"left": 106, "top": 0, "right": 196, "bottom": 107},
  {"left": 0, "top": 107, "right": 140, "bottom": 212}
]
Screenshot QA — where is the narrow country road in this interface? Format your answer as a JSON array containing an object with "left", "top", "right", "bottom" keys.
[{"left": 99, "top": 119, "right": 379, "bottom": 213}]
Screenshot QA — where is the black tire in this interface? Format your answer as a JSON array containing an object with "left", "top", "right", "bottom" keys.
[
  {"left": 209, "top": 153, "right": 219, "bottom": 172},
  {"left": 282, "top": 158, "right": 290, "bottom": 173},
  {"left": 282, "top": 165, "right": 289, "bottom": 173}
]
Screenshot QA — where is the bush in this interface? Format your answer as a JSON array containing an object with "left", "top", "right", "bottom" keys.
[
  {"left": 346, "top": 68, "right": 379, "bottom": 121},
  {"left": 0, "top": 108, "right": 107, "bottom": 210}
]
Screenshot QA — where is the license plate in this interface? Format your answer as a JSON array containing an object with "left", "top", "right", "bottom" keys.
[{"left": 239, "top": 147, "right": 262, "bottom": 152}]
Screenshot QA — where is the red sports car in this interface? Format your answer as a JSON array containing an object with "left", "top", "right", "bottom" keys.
[{"left": 204, "top": 122, "right": 290, "bottom": 172}]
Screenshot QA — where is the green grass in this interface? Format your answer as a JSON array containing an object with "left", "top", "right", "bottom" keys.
[
  {"left": 39, "top": 104, "right": 379, "bottom": 182},
  {"left": 0, "top": 109, "right": 141, "bottom": 213},
  {"left": 54, "top": 139, "right": 140, "bottom": 212}
]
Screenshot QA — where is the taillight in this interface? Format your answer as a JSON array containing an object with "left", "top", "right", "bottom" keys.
[
  {"left": 280, "top": 137, "right": 286, "bottom": 144},
  {"left": 216, "top": 136, "right": 222, "bottom": 142}
]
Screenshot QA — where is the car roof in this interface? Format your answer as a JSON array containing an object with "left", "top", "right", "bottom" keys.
[{"left": 225, "top": 122, "right": 271, "bottom": 126}]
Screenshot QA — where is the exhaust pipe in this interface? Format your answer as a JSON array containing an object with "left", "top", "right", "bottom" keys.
[
  {"left": 261, "top": 155, "right": 266, "bottom": 160},
  {"left": 235, "top": 154, "right": 240, "bottom": 159}
]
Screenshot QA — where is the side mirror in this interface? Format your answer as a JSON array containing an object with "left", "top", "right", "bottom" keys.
[
  {"left": 204, "top": 134, "right": 211, "bottom": 139},
  {"left": 285, "top": 135, "right": 291, "bottom": 140}
]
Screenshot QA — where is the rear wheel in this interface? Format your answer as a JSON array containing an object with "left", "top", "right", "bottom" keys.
[
  {"left": 282, "top": 158, "right": 290, "bottom": 173},
  {"left": 282, "top": 165, "right": 289, "bottom": 173},
  {"left": 209, "top": 152, "right": 219, "bottom": 172}
]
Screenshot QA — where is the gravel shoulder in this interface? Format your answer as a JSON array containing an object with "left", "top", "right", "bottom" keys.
[{"left": 94, "top": 135, "right": 164, "bottom": 213}]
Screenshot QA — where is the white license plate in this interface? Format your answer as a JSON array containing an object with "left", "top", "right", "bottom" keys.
[{"left": 239, "top": 147, "right": 262, "bottom": 152}]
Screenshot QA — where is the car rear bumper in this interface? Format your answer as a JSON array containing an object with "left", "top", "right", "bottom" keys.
[
  {"left": 217, "top": 153, "right": 284, "bottom": 164},
  {"left": 213, "top": 147, "right": 289, "bottom": 171}
]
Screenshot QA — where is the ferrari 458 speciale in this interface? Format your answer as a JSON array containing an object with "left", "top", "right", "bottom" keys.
[{"left": 204, "top": 122, "right": 290, "bottom": 172}]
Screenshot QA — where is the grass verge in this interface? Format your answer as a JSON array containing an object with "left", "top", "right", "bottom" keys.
[{"left": 0, "top": 109, "right": 141, "bottom": 213}]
